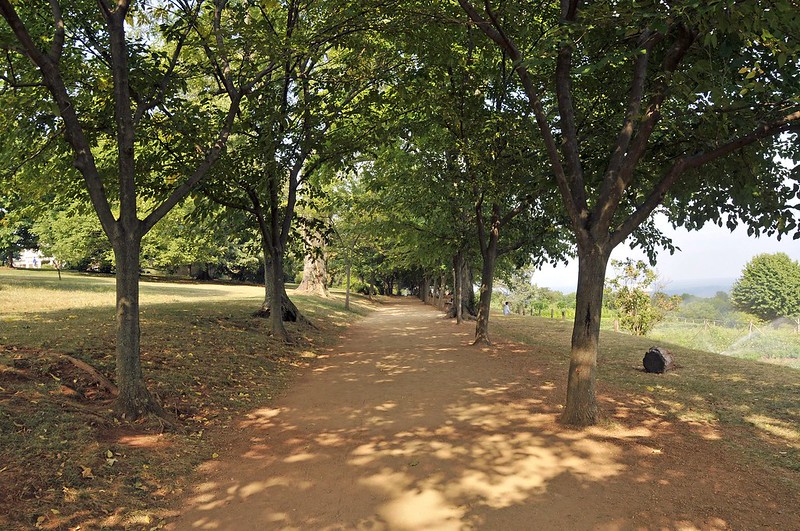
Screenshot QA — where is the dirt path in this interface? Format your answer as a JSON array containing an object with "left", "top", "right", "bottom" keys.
[{"left": 170, "top": 299, "right": 798, "bottom": 530}]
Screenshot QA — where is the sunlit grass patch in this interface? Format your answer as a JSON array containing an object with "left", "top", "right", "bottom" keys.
[{"left": 745, "top": 415, "right": 800, "bottom": 445}]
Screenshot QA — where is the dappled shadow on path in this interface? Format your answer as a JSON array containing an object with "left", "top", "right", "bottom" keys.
[{"left": 171, "top": 298, "right": 797, "bottom": 530}]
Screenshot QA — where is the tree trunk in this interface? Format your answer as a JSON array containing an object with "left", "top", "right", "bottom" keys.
[
  {"left": 453, "top": 254, "right": 463, "bottom": 324},
  {"left": 295, "top": 233, "right": 329, "bottom": 297},
  {"left": 111, "top": 235, "right": 164, "bottom": 419},
  {"left": 345, "top": 259, "right": 351, "bottom": 311},
  {"left": 474, "top": 235, "right": 498, "bottom": 345},
  {"left": 256, "top": 252, "right": 309, "bottom": 327},
  {"left": 463, "top": 262, "right": 477, "bottom": 318},
  {"left": 269, "top": 250, "right": 289, "bottom": 341},
  {"left": 449, "top": 251, "right": 477, "bottom": 321},
  {"left": 561, "top": 246, "right": 610, "bottom": 426}
]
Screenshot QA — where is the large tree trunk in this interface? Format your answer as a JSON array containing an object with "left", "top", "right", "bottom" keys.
[
  {"left": 295, "top": 231, "right": 329, "bottom": 297},
  {"left": 255, "top": 251, "right": 308, "bottom": 327},
  {"left": 464, "top": 263, "right": 477, "bottom": 317},
  {"left": 269, "top": 250, "right": 289, "bottom": 341},
  {"left": 111, "top": 235, "right": 163, "bottom": 419},
  {"left": 474, "top": 235, "right": 498, "bottom": 345},
  {"left": 449, "top": 251, "right": 477, "bottom": 322},
  {"left": 561, "top": 245, "right": 611, "bottom": 426}
]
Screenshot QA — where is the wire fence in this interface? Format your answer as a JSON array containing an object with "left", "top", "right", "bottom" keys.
[{"left": 649, "top": 316, "right": 800, "bottom": 367}]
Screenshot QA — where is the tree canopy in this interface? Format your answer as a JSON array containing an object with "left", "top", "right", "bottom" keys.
[
  {"left": 2, "top": 0, "right": 799, "bottom": 426},
  {"left": 731, "top": 253, "right": 800, "bottom": 321}
]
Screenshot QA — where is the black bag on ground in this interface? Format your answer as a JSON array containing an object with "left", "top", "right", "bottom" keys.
[{"left": 643, "top": 347, "right": 674, "bottom": 373}]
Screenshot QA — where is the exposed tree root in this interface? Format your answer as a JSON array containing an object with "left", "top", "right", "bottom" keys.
[
  {"left": 62, "top": 354, "right": 119, "bottom": 397},
  {"left": 472, "top": 335, "right": 492, "bottom": 346}
]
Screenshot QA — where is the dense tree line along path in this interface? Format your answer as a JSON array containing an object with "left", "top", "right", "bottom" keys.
[{"left": 169, "top": 299, "right": 797, "bottom": 530}]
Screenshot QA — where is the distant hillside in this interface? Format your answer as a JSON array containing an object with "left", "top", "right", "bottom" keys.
[
  {"left": 540, "top": 278, "right": 736, "bottom": 297},
  {"left": 660, "top": 278, "right": 736, "bottom": 297}
]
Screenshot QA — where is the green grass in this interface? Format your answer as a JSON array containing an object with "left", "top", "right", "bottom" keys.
[
  {"left": 0, "top": 267, "right": 375, "bottom": 530},
  {"left": 492, "top": 312, "right": 800, "bottom": 476}
]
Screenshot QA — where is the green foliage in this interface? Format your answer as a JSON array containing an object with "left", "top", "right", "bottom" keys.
[
  {"left": 731, "top": 253, "right": 800, "bottom": 320},
  {"left": 499, "top": 267, "right": 572, "bottom": 316},
  {"left": 141, "top": 201, "right": 237, "bottom": 276},
  {"left": 607, "top": 259, "right": 681, "bottom": 335},
  {"left": 674, "top": 292, "right": 732, "bottom": 321},
  {"left": 32, "top": 208, "right": 112, "bottom": 272},
  {"left": 0, "top": 201, "right": 36, "bottom": 266}
]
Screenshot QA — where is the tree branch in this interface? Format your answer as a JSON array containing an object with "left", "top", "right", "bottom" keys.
[
  {"left": 201, "top": 188, "right": 255, "bottom": 215},
  {"left": 0, "top": 0, "right": 117, "bottom": 235},
  {"left": 596, "top": 25, "right": 697, "bottom": 230},
  {"left": 134, "top": 1, "right": 204, "bottom": 124},
  {"left": 458, "top": 0, "right": 582, "bottom": 229},
  {"left": 612, "top": 110, "right": 800, "bottom": 247},
  {"left": 48, "top": 0, "right": 65, "bottom": 60},
  {"left": 475, "top": 192, "right": 488, "bottom": 255},
  {"left": 602, "top": 29, "right": 662, "bottom": 183},
  {"left": 142, "top": 92, "right": 244, "bottom": 233}
]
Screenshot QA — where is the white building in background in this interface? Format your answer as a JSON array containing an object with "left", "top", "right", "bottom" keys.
[{"left": 16, "top": 249, "right": 54, "bottom": 269}]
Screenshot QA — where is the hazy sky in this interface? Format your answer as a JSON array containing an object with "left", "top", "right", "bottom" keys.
[{"left": 533, "top": 214, "right": 800, "bottom": 292}]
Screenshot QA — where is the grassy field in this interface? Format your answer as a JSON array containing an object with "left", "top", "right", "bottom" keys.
[
  {"left": 0, "top": 268, "right": 374, "bottom": 530},
  {"left": 492, "top": 313, "right": 800, "bottom": 476},
  {"left": 3, "top": 270, "right": 799, "bottom": 528}
]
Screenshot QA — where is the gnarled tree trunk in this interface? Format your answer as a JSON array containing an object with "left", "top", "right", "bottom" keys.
[
  {"left": 450, "top": 250, "right": 477, "bottom": 322},
  {"left": 268, "top": 250, "right": 289, "bottom": 341},
  {"left": 255, "top": 254, "right": 308, "bottom": 326},
  {"left": 474, "top": 202, "right": 506, "bottom": 345}
]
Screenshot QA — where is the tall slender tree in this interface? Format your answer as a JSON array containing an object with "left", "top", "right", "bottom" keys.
[
  {"left": 199, "top": 0, "right": 392, "bottom": 340},
  {"left": 0, "top": 1, "right": 278, "bottom": 418},
  {"left": 459, "top": 0, "right": 800, "bottom": 424}
]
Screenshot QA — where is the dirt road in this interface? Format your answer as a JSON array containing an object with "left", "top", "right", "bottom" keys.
[{"left": 170, "top": 298, "right": 797, "bottom": 530}]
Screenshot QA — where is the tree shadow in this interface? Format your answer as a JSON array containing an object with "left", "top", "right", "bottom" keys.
[{"left": 171, "top": 299, "right": 800, "bottom": 530}]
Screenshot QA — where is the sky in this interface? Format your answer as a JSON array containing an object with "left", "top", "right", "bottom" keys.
[{"left": 533, "top": 213, "right": 800, "bottom": 294}]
